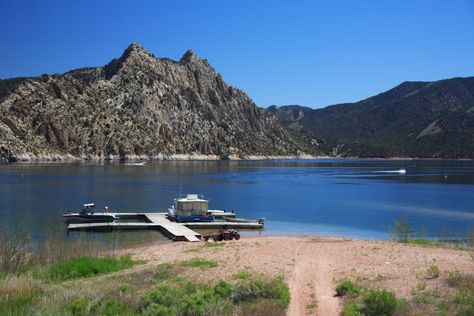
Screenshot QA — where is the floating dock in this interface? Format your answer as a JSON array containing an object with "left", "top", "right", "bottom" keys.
[{"left": 67, "top": 212, "right": 263, "bottom": 242}]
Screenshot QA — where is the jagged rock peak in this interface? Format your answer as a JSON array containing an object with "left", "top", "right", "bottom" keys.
[
  {"left": 180, "top": 49, "right": 200, "bottom": 63},
  {"left": 125, "top": 42, "right": 147, "bottom": 52},
  {"left": 121, "top": 42, "right": 153, "bottom": 59}
]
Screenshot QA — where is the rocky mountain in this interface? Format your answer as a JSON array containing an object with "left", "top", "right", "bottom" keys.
[
  {"left": 0, "top": 43, "right": 306, "bottom": 161},
  {"left": 269, "top": 77, "right": 474, "bottom": 158}
]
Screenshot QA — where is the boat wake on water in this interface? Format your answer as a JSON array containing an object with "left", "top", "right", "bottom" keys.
[
  {"left": 372, "top": 168, "right": 407, "bottom": 174},
  {"left": 124, "top": 162, "right": 147, "bottom": 166}
]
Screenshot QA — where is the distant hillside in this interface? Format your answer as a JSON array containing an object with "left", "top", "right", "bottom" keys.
[
  {"left": 269, "top": 77, "right": 474, "bottom": 158},
  {"left": 0, "top": 43, "right": 308, "bottom": 161}
]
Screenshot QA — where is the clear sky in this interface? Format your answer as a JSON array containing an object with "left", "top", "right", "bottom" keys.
[{"left": 1, "top": 0, "right": 473, "bottom": 108}]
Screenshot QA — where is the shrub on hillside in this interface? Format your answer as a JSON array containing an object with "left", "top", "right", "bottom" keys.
[
  {"left": 362, "top": 289, "right": 398, "bottom": 316},
  {"left": 336, "top": 280, "right": 362, "bottom": 297}
]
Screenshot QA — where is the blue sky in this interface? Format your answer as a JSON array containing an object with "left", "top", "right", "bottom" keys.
[{"left": 1, "top": 0, "right": 473, "bottom": 108}]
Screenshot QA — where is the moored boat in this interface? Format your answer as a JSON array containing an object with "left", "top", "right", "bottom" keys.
[
  {"left": 221, "top": 216, "right": 265, "bottom": 225},
  {"left": 63, "top": 203, "right": 119, "bottom": 223},
  {"left": 168, "top": 194, "right": 215, "bottom": 222}
]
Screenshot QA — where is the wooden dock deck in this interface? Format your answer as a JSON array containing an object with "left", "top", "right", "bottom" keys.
[
  {"left": 67, "top": 212, "right": 263, "bottom": 242},
  {"left": 68, "top": 213, "right": 201, "bottom": 242}
]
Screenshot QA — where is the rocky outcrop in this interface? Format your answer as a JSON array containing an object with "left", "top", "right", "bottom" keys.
[{"left": 0, "top": 43, "right": 306, "bottom": 161}]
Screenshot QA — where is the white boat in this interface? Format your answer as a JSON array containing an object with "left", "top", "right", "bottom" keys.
[{"left": 63, "top": 203, "right": 119, "bottom": 223}]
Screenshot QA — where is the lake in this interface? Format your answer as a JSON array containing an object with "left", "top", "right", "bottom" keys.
[{"left": 1, "top": 159, "right": 473, "bottom": 246}]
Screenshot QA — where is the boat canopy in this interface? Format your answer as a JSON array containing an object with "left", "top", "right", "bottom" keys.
[
  {"left": 175, "top": 194, "right": 208, "bottom": 215},
  {"left": 83, "top": 203, "right": 95, "bottom": 208}
]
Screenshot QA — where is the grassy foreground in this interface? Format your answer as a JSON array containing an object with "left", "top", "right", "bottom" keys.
[
  {"left": 0, "top": 231, "right": 290, "bottom": 315},
  {"left": 0, "top": 258, "right": 289, "bottom": 316}
]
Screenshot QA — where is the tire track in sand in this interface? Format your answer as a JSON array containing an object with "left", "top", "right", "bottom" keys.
[{"left": 287, "top": 241, "right": 341, "bottom": 316}]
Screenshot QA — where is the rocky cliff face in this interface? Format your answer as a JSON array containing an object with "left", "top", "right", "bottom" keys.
[{"left": 0, "top": 43, "right": 304, "bottom": 161}]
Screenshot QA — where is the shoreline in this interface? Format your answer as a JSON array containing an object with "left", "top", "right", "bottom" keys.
[{"left": 1, "top": 153, "right": 473, "bottom": 163}]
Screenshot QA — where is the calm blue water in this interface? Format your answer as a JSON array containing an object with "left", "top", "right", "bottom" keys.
[{"left": 0, "top": 159, "right": 473, "bottom": 243}]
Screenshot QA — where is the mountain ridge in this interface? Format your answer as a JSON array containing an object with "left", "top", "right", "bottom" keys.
[
  {"left": 1, "top": 43, "right": 472, "bottom": 161},
  {"left": 269, "top": 76, "right": 474, "bottom": 158}
]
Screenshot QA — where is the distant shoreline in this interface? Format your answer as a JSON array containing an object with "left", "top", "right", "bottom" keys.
[{"left": 1, "top": 153, "right": 473, "bottom": 163}]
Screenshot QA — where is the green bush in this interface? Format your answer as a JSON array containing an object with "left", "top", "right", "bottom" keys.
[
  {"left": 336, "top": 280, "right": 361, "bottom": 297},
  {"left": 343, "top": 302, "right": 364, "bottom": 316},
  {"left": 362, "top": 289, "right": 398, "bottom": 316},
  {"left": 47, "top": 255, "right": 140, "bottom": 281},
  {"left": 215, "top": 280, "right": 232, "bottom": 297}
]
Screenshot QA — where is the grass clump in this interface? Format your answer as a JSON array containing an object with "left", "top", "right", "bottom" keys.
[
  {"left": 362, "top": 289, "right": 398, "bottom": 316},
  {"left": 412, "top": 290, "right": 437, "bottom": 305},
  {"left": 306, "top": 302, "right": 317, "bottom": 311},
  {"left": 155, "top": 263, "right": 173, "bottom": 280},
  {"left": 426, "top": 265, "right": 440, "bottom": 279},
  {"left": 180, "top": 258, "right": 218, "bottom": 269},
  {"left": 47, "top": 255, "right": 143, "bottom": 281},
  {"left": 182, "top": 247, "right": 201, "bottom": 254},
  {"left": 66, "top": 298, "right": 137, "bottom": 316},
  {"left": 204, "top": 242, "right": 226, "bottom": 248},
  {"left": 0, "top": 228, "right": 34, "bottom": 274},
  {"left": 232, "top": 275, "right": 290, "bottom": 308},
  {"left": 336, "top": 279, "right": 362, "bottom": 297},
  {"left": 338, "top": 280, "right": 400, "bottom": 316},
  {"left": 444, "top": 271, "right": 474, "bottom": 315},
  {"left": 446, "top": 271, "right": 474, "bottom": 289},
  {"left": 233, "top": 271, "right": 253, "bottom": 281},
  {"left": 0, "top": 276, "right": 43, "bottom": 315},
  {"left": 405, "top": 238, "right": 447, "bottom": 248},
  {"left": 343, "top": 302, "right": 364, "bottom": 316},
  {"left": 139, "top": 283, "right": 232, "bottom": 316},
  {"left": 214, "top": 280, "right": 233, "bottom": 297},
  {"left": 454, "top": 289, "right": 474, "bottom": 316}
]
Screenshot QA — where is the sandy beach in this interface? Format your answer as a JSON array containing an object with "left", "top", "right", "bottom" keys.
[{"left": 122, "top": 236, "right": 473, "bottom": 316}]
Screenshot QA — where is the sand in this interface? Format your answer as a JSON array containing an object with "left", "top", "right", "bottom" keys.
[{"left": 126, "top": 236, "right": 473, "bottom": 316}]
